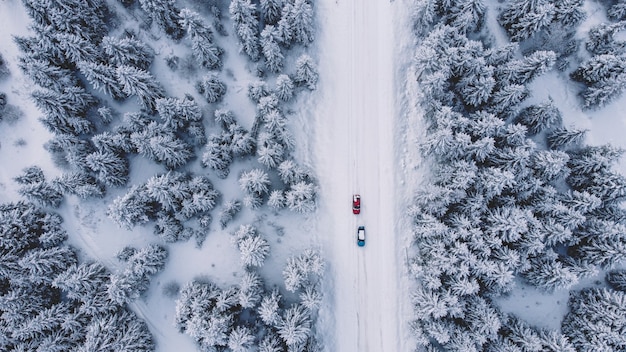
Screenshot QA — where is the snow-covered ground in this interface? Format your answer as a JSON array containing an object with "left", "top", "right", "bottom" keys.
[{"left": 311, "top": 0, "right": 415, "bottom": 350}]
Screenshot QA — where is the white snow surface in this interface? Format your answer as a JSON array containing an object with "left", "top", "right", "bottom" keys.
[{"left": 310, "top": 0, "right": 415, "bottom": 350}]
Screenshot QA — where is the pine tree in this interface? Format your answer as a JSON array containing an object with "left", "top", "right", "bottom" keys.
[
  {"left": 294, "top": 54, "right": 318, "bottom": 90},
  {"left": 130, "top": 123, "right": 193, "bottom": 169},
  {"left": 101, "top": 36, "right": 154, "bottom": 70},
  {"left": 259, "top": 333, "right": 283, "bottom": 352},
  {"left": 586, "top": 22, "right": 626, "bottom": 56},
  {"left": 261, "top": 25, "right": 284, "bottom": 73},
  {"left": 238, "top": 233, "right": 270, "bottom": 267},
  {"left": 275, "top": 74, "right": 294, "bottom": 101},
  {"left": 54, "top": 32, "right": 99, "bottom": 64},
  {"left": 257, "top": 132, "right": 285, "bottom": 168},
  {"left": 79, "top": 310, "right": 155, "bottom": 352},
  {"left": 276, "top": 304, "right": 311, "bottom": 347},
  {"left": 609, "top": 0, "right": 626, "bottom": 21},
  {"left": 108, "top": 185, "right": 153, "bottom": 229},
  {"left": 458, "top": 72, "right": 496, "bottom": 107},
  {"left": 179, "top": 9, "right": 223, "bottom": 69},
  {"left": 116, "top": 65, "right": 164, "bottom": 110},
  {"left": 85, "top": 150, "right": 129, "bottom": 187},
  {"left": 501, "top": 50, "right": 556, "bottom": 85},
  {"left": 230, "top": 0, "right": 261, "bottom": 61},
  {"left": 547, "top": 127, "right": 587, "bottom": 150},
  {"left": 228, "top": 326, "right": 255, "bottom": 352},
  {"left": 78, "top": 61, "right": 126, "bottom": 99},
  {"left": 52, "top": 262, "right": 110, "bottom": 302},
  {"left": 239, "top": 168, "right": 271, "bottom": 195},
  {"left": 16, "top": 176, "right": 64, "bottom": 209},
  {"left": 285, "top": 181, "right": 316, "bottom": 213},
  {"left": 197, "top": 74, "right": 227, "bottom": 103},
  {"left": 19, "top": 58, "right": 76, "bottom": 92},
  {"left": 261, "top": 0, "right": 284, "bottom": 24},
  {"left": 287, "top": 0, "right": 315, "bottom": 45},
  {"left": 258, "top": 289, "right": 282, "bottom": 325},
  {"left": 523, "top": 255, "right": 579, "bottom": 291},
  {"left": 531, "top": 150, "right": 569, "bottom": 181},
  {"left": 219, "top": 200, "right": 242, "bottom": 229},
  {"left": 488, "top": 84, "right": 529, "bottom": 115},
  {"left": 268, "top": 190, "right": 286, "bottom": 209},
  {"left": 606, "top": 269, "right": 626, "bottom": 291},
  {"left": 238, "top": 270, "right": 262, "bottom": 308},
  {"left": 515, "top": 99, "right": 562, "bottom": 135},
  {"left": 581, "top": 76, "right": 626, "bottom": 109},
  {"left": 18, "top": 246, "right": 77, "bottom": 284},
  {"left": 202, "top": 136, "right": 233, "bottom": 178},
  {"left": 248, "top": 81, "right": 270, "bottom": 102},
  {"left": 138, "top": 0, "right": 184, "bottom": 39},
  {"left": 155, "top": 97, "right": 202, "bottom": 130}
]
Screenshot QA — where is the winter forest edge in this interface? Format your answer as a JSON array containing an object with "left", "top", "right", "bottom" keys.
[{"left": 0, "top": 0, "right": 625, "bottom": 352}]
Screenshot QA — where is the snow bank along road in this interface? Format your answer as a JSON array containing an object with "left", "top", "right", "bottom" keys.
[{"left": 314, "top": 0, "right": 400, "bottom": 350}]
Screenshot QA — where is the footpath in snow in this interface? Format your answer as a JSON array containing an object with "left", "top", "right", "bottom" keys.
[{"left": 311, "top": 0, "right": 416, "bottom": 350}]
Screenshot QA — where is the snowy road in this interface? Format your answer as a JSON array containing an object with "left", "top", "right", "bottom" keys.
[{"left": 314, "top": 0, "right": 401, "bottom": 350}]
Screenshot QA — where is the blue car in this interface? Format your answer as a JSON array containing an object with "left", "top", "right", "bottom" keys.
[{"left": 357, "top": 226, "right": 365, "bottom": 247}]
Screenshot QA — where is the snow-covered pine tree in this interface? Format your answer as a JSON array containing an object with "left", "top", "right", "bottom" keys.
[
  {"left": 116, "top": 65, "right": 164, "bottom": 111},
  {"left": 52, "top": 262, "right": 110, "bottom": 302},
  {"left": 499, "top": 0, "right": 556, "bottom": 41},
  {"left": 80, "top": 310, "right": 155, "bottom": 352},
  {"left": 261, "top": 0, "right": 284, "bottom": 24},
  {"left": 238, "top": 269, "right": 263, "bottom": 308},
  {"left": 52, "top": 172, "right": 105, "bottom": 198},
  {"left": 130, "top": 122, "right": 193, "bottom": 169},
  {"left": 609, "top": 0, "right": 626, "bottom": 21},
  {"left": 531, "top": 150, "right": 569, "bottom": 181},
  {"left": 522, "top": 255, "right": 579, "bottom": 291},
  {"left": 202, "top": 136, "right": 233, "bottom": 178},
  {"left": 85, "top": 150, "right": 129, "bottom": 187},
  {"left": 500, "top": 50, "right": 556, "bottom": 85},
  {"left": 197, "top": 73, "right": 227, "bottom": 103},
  {"left": 228, "top": 326, "right": 255, "bottom": 352},
  {"left": 606, "top": 269, "right": 626, "bottom": 291},
  {"left": 239, "top": 168, "right": 271, "bottom": 195},
  {"left": 248, "top": 81, "right": 270, "bottom": 102},
  {"left": 108, "top": 185, "right": 153, "bottom": 229},
  {"left": 228, "top": 123, "right": 256, "bottom": 156},
  {"left": 553, "top": 0, "right": 586, "bottom": 28},
  {"left": 78, "top": 61, "right": 126, "bottom": 99},
  {"left": 285, "top": 180, "right": 316, "bottom": 213},
  {"left": 515, "top": 99, "right": 562, "bottom": 135},
  {"left": 138, "top": 0, "right": 184, "bottom": 39},
  {"left": 547, "top": 127, "right": 586, "bottom": 150},
  {"left": 586, "top": 22, "right": 626, "bottom": 56},
  {"left": 276, "top": 304, "right": 311, "bottom": 348},
  {"left": 286, "top": 0, "right": 315, "bottom": 45},
  {"left": 230, "top": 0, "right": 261, "bottom": 61},
  {"left": 257, "top": 132, "right": 285, "bottom": 168},
  {"left": 101, "top": 36, "right": 154, "bottom": 70},
  {"left": 268, "top": 190, "right": 286, "bottom": 210},
  {"left": 155, "top": 97, "right": 202, "bottom": 130},
  {"left": 179, "top": 9, "right": 224, "bottom": 69},
  {"left": 258, "top": 332, "right": 283, "bottom": 352},
  {"left": 258, "top": 289, "right": 282, "bottom": 325},
  {"left": 219, "top": 200, "right": 242, "bottom": 229},
  {"left": 19, "top": 58, "right": 76, "bottom": 92},
  {"left": 457, "top": 71, "right": 496, "bottom": 107},
  {"left": 18, "top": 246, "right": 77, "bottom": 284},
  {"left": 261, "top": 25, "right": 284, "bottom": 73},
  {"left": 488, "top": 84, "right": 529, "bottom": 115},
  {"left": 15, "top": 167, "right": 64, "bottom": 208},
  {"left": 294, "top": 54, "right": 318, "bottom": 90},
  {"left": 274, "top": 74, "right": 294, "bottom": 101},
  {"left": 562, "top": 288, "right": 626, "bottom": 351}
]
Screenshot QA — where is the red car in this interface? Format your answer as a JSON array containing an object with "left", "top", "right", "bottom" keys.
[{"left": 352, "top": 194, "right": 361, "bottom": 214}]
